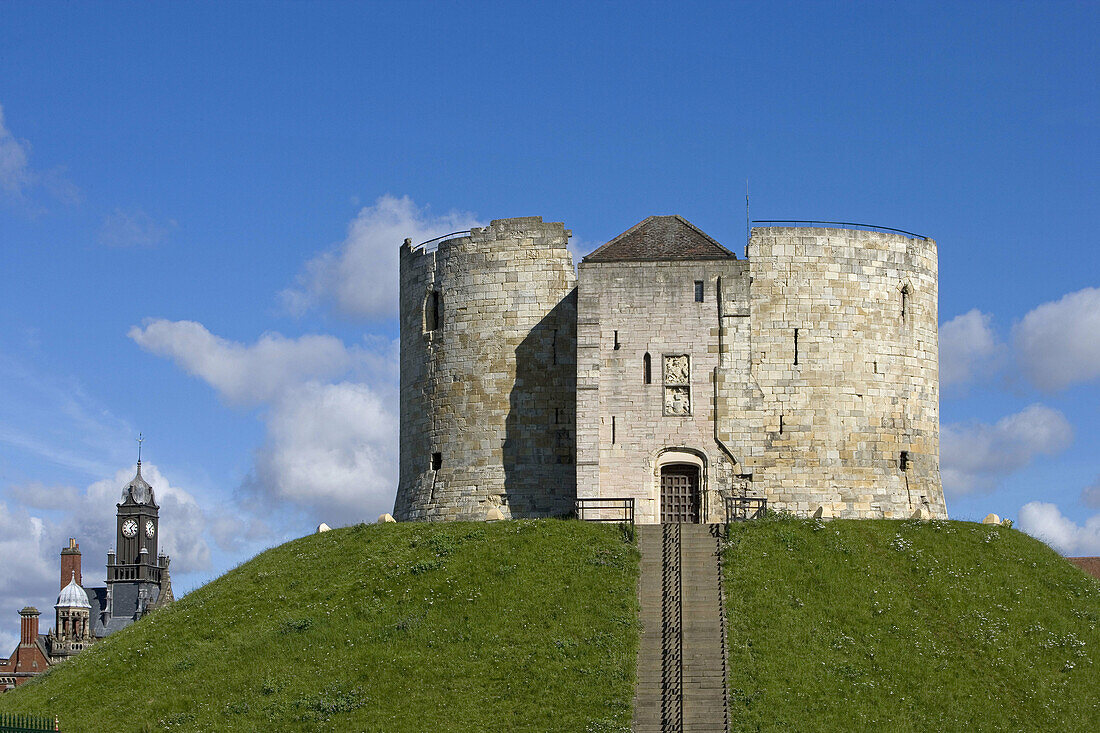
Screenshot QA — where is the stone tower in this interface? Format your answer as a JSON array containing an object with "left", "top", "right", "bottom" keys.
[
  {"left": 395, "top": 214, "right": 947, "bottom": 523},
  {"left": 726, "top": 226, "right": 946, "bottom": 518},
  {"left": 106, "top": 462, "right": 171, "bottom": 620},
  {"left": 394, "top": 217, "right": 577, "bottom": 521},
  {"left": 49, "top": 573, "right": 91, "bottom": 660}
]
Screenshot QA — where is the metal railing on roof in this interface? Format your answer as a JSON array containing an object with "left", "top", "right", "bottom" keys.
[
  {"left": 411, "top": 230, "right": 472, "bottom": 252},
  {"left": 751, "top": 220, "right": 928, "bottom": 240}
]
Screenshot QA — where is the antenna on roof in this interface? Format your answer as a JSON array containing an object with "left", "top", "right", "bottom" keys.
[
  {"left": 745, "top": 179, "right": 750, "bottom": 258},
  {"left": 137, "top": 433, "right": 144, "bottom": 467}
]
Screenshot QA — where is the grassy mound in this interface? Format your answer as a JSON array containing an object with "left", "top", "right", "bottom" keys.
[
  {"left": 723, "top": 516, "right": 1100, "bottom": 732},
  {"left": 0, "top": 520, "right": 639, "bottom": 732}
]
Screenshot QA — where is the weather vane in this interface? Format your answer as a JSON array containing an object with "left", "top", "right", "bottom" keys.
[{"left": 137, "top": 432, "right": 144, "bottom": 465}]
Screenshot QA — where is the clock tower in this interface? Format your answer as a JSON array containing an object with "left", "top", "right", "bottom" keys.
[{"left": 104, "top": 452, "right": 172, "bottom": 623}]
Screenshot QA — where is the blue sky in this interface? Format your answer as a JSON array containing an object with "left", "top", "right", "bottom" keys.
[{"left": 1, "top": 1, "right": 1097, "bottom": 650}]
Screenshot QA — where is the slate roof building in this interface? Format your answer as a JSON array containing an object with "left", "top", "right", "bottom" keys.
[
  {"left": 396, "top": 215, "right": 947, "bottom": 523},
  {"left": 1, "top": 461, "right": 173, "bottom": 690}
]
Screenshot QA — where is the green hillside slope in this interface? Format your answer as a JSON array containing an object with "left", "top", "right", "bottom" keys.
[
  {"left": 4, "top": 517, "right": 1098, "bottom": 732},
  {"left": 723, "top": 516, "right": 1100, "bottom": 732},
  {"left": 0, "top": 521, "right": 639, "bottom": 732}
]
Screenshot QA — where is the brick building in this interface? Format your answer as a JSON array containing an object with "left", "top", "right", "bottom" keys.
[{"left": 1, "top": 462, "right": 173, "bottom": 690}]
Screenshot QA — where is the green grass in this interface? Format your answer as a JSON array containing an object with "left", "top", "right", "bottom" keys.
[
  {"left": 723, "top": 515, "right": 1100, "bottom": 732},
  {"left": 6, "top": 516, "right": 1097, "bottom": 732},
  {"left": 0, "top": 520, "right": 639, "bottom": 732}
]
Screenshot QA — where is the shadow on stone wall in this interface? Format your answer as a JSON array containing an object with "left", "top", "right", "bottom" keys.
[{"left": 502, "top": 289, "right": 577, "bottom": 517}]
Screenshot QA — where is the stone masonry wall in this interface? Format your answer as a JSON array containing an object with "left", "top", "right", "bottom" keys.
[
  {"left": 716, "top": 227, "right": 947, "bottom": 519},
  {"left": 394, "top": 217, "right": 577, "bottom": 521},
  {"left": 576, "top": 259, "right": 749, "bottom": 523}
]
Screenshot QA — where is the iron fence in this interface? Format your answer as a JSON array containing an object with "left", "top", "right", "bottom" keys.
[
  {"left": 0, "top": 712, "right": 58, "bottom": 732},
  {"left": 575, "top": 497, "right": 635, "bottom": 524},
  {"left": 725, "top": 496, "right": 767, "bottom": 523}
]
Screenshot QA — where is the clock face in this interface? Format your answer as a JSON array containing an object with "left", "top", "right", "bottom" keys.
[
  {"left": 145, "top": 520, "right": 155, "bottom": 539},
  {"left": 122, "top": 519, "right": 138, "bottom": 538}
]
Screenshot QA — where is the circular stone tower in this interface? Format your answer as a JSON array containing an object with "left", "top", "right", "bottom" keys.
[
  {"left": 742, "top": 225, "right": 946, "bottom": 519},
  {"left": 394, "top": 217, "right": 577, "bottom": 521}
]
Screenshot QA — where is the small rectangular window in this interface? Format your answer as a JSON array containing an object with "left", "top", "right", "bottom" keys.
[
  {"left": 793, "top": 328, "right": 799, "bottom": 365},
  {"left": 431, "top": 452, "right": 442, "bottom": 471},
  {"left": 613, "top": 330, "right": 620, "bottom": 350},
  {"left": 694, "top": 281, "right": 704, "bottom": 302},
  {"left": 611, "top": 416, "right": 616, "bottom": 444},
  {"left": 899, "top": 451, "right": 909, "bottom": 471}
]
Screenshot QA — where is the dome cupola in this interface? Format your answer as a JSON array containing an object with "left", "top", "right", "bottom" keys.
[
  {"left": 121, "top": 461, "right": 156, "bottom": 506},
  {"left": 55, "top": 573, "right": 90, "bottom": 610}
]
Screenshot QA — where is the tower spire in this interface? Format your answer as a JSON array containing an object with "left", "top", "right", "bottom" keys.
[{"left": 137, "top": 433, "right": 144, "bottom": 471}]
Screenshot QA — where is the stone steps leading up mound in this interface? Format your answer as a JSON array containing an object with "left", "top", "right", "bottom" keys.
[{"left": 633, "top": 523, "right": 729, "bottom": 732}]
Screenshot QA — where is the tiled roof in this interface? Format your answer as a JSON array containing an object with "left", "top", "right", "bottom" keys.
[
  {"left": 582, "top": 215, "right": 735, "bottom": 262},
  {"left": 1069, "top": 557, "right": 1100, "bottom": 579}
]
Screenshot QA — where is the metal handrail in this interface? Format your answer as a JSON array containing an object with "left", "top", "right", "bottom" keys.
[
  {"left": 575, "top": 497, "right": 635, "bottom": 524},
  {"left": 752, "top": 220, "right": 928, "bottom": 240},
  {"left": 413, "top": 230, "right": 472, "bottom": 252},
  {"left": 661, "top": 522, "right": 684, "bottom": 730},
  {"left": 725, "top": 496, "right": 767, "bottom": 523}
]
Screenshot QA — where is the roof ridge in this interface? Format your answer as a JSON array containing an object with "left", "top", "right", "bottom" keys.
[{"left": 582, "top": 215, "right": 735, "bottom": 263}]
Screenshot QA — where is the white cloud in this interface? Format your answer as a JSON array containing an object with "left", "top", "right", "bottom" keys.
[
  {"left": 0, "top": 102, "right": 79, "bottom": 209},
  {"left": 0, "top": 463, "right": 209, "bottom": 653},
  {"left": 281, "top": 194, "right": 482, "bottom": 319},
  {"left": 244, "top": 381, "right": 398, "bottom": 519},
  {"left": 1081, "top": 477, "right": 1100, "bottom": 509},
  {"left": 129, "top": 320, "right": 356, "bottom": 405},
  {"left": 939, "top": 309, "right": 1002, "bottom": 387},
  {"left": 1018, "top": 502, "right": 1100, "bottom": 556},
  {"left": 130, "top": 321, "right": 399, "bottom": 521},
  {"left": 566, "top": 236, "right": 595, "bottom": 270},
  {"left": 941, "top": 404, "right": 1073, "bottom": 495},
  {"left": 0, "top": 500, "right": 54, "bottom": 654},
  {"left": 1013, "top": 287, "right": 1100, "bottom": 392},
  {"left": 0, "top": 103, "right": 30, "bottom": 197},
  {"left": 8, "top": 463, "right": 210, "bottom": 577},
  {"left": 98, "top": 208, "right": 175, "bottom": 248}
]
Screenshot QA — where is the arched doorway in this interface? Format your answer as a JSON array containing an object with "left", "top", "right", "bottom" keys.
[{"left": 660, "top": 464, "right": 701, "bottom": 524}]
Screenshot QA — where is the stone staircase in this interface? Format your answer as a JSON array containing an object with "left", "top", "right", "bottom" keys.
[{"left": 633, "top": 523, "right": 729, "bottom": 732}]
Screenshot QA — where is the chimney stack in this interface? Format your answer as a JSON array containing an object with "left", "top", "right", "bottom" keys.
[
  {"left": 60, "top": 538, "right": 82, "bottom": 589},
  {"left": 19, "top": 607, "right": 40, "bottom": 646}
]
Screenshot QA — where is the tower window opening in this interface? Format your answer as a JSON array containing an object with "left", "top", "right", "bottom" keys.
[
  {"left": 899, "top": 451, "right": 910, "bottom": 471},
  {"left": 643, "top": 353, "right": 652, "bottom": 384},
  {"left": 614, "top": 330, "right": 620, "bottom": 350},
  {"left": 425, "top": 290, "right": 441, "bottom": 332},
  {"left": 612, "top": 416, "right": 616, "bottom": 444},
  {"left": 793, "top": 328, "right": 800, "bottom": 365},
  {"left": 901, "top": 285, "right": 910, "bottom": 322},
  {"left": 694, "top": 280, "right": 704, "bottom": 302},
  {"left": 431, "top": 452, "right": 442, "bottom": 471},
  {"left": 551, "top": 329, "right": 558, "bottom": 365},
  {"left": 779, "top": 414, "right": 784, "bottom": 434}
]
